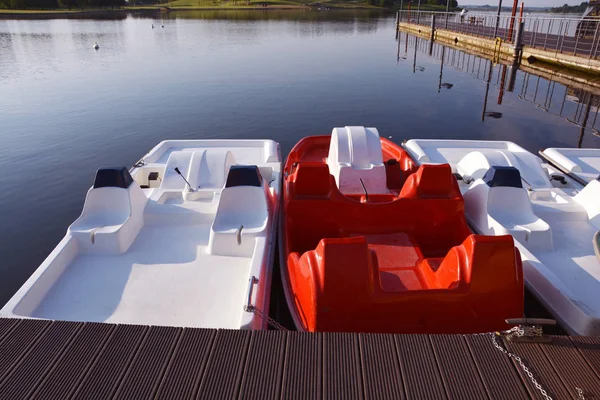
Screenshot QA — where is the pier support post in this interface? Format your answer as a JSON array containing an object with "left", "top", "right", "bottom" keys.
[
  {"left": 396, "top": 10, "right": 400, "bottom": 39},
  {"left": 493, "top": 0, "right": 503, "bottom": 39},
  {"left": 429, "top": 15, "right": 436, "bottom": 55},
  {"left": 513, "top": 21, "right": 524, "bottom": 60}
]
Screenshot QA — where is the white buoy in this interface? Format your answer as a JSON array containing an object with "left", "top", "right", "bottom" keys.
[{"left": 93, "top": 42, "right": 99, "bottom": 50}]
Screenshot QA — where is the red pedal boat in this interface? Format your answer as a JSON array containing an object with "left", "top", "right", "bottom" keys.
[{"left": 279, "top": 126, "right": 524, "bottom": 333}]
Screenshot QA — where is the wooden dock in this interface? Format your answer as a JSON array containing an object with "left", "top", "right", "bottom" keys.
[{"left": 1, "top": 318, "right": 600, "bottom": 399}]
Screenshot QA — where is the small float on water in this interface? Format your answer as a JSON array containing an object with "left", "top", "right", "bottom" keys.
[
  {"left": 404, "top": 139, "right": 600, "bottom": 335},
  {"left": 93, "top": 42, "right": 99, "bottom": 50},
  {"left": 1, "top": 140, "right": 282, "bottom": 329},
  {"left": 279, "top": 126, "right": 524, "bottom": 334}
]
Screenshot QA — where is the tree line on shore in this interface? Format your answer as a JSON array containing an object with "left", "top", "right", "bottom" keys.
[
  {"left": 549, "top": 2, "right": 589, "bottom": 13},
  {"left": 0, "top": 0, "right": 124, "bottom": 9}
]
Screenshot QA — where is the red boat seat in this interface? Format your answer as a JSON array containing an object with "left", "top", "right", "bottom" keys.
[
  {"left": 292, "top": 163, "right": 331, "bottom": 198},
  {"left": 289, "top": 233, "right": 523, "bottom": 333},
  {"left": 400, "top": 164, "right": 459, "bottom": 199}
]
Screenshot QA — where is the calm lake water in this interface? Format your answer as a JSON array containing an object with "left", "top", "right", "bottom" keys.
[{"left": 1, "top": 10, "right": 599, "bottom": 305}]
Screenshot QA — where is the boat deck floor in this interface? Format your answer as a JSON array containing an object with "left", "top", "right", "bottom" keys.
[
  {"left": 19, "top": 224, "right": 250, "bottom": 328},
  {"left": 0, "top": 318, "right": 599, "bottom": 399}
]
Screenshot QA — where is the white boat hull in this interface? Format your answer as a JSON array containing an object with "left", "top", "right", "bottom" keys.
[
  {"left": 404, "top": 139, "right": 600, "bottom": 335},
  {"left": 1, "top": 140, "right": 282, "bottom": 330}
]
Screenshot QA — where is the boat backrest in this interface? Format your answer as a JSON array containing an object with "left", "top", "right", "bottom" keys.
[
  {"left": 399, "top": 164, "right": 459, "bottom": 199},
  {"left": 457, "top": 149, "right": 551, "bottom": 189},
  {"left": 210, "top": 166, "right": 269, "bottom": 257},
  {"left": 70, "top": 167, "right": 148, "bottom": 254},
  {"left": 187, "top": 149, "right": 236, "bottom": 190},
  {"left": 575, "top": 179, "right": 600, "bottom": 229},
  {"left": 327, "top": 126, "right": 388, "bottom": 195},
  {"left": 161, "top": 150, "right": 194, "bottom": 190},
  {"left": 292, "top": 163, "right": 332, "bottom": 198}
]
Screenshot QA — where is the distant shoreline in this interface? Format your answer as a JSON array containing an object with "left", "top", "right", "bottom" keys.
[{"left": 0, "top": 4, "right": 382, "bottom": 18}]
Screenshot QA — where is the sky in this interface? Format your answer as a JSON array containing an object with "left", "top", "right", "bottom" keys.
[{"left": 458, "top": 0, "right": 586, "bottom": 7}]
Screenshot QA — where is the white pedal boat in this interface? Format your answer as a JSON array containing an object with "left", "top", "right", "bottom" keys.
[
  {"left": 1, "top": 140, "right": 281, "bottom": 329},
  {"left": 540, "top": 147, "right": 600, "bottom": 187},
  {"left": 404, "top": 139, "right": 600, "bottom": 335}
]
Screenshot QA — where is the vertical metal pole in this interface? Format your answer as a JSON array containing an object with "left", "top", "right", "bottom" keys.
[
  {"left": 574, "top": 23, "right": 581, "bottom": 55},
  {"left": 396, "top": 10, "right": 400, "bottom": 39},
  {"left": 508, "top": 0, "right": 517, "bottom": 42},
  {"left": 531, "top": 19, "right": 538, "bottom": 47},
  {"left": 445, "top": 0, "right": 450, "bottom": 29},
  {"left": 429, "top": 15, "right": 436, "bottom": 55},
  {"left": 417, "top": 0, "right": 421, "bottom": 24},
  {"left": 513, "top": 21, "right": 524, "bottom": 61},
  {"left": 493, "top": 0, "right": 503, "bottom": 39},
  {"left": 590, "top": 21, "right": 599, "bottom": 59},
  {"left": 555, "top": 20, "right": 563, "bottom": 52},
  {"left": 543, "top": 19, "right": 552, "bottom": 50},
  {"left": 438, "top": 46, "right": 446, "bottom": 93}
]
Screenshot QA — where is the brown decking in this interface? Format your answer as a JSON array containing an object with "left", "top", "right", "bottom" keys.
[{"left": 0, "top": 319, "right": 600, "bottom": 399}]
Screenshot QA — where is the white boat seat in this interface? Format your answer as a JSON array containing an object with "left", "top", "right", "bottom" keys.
[
  {"left": 209, "top": 166, "right": 269, "bottom": 257},
  {"left": 69, "top": 168, "right": 147, "bottom": 255},
  {"left": 465, "top": 166, "right": 553, "bottom": 251},
  {"left": 327, "top": 126, "right": 388, "bottom": 195}
]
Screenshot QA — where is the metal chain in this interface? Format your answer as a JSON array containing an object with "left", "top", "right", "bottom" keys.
[
  {"left": 245, "top": 306, "right": 289, "bottom": 331},
  {"left": 490, "top": 331, "right": 553, "bottom": 400}
]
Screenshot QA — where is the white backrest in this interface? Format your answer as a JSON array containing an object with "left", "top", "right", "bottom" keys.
[
  {"left": 75, "top": 187, "right": 131, "bottom": 226},
  {"left": 187, "top": 150, "right": 236, "bottom": 190},
  {"left": 161, "top": 150, "right": 194, "bottom": 190},
  {"left": 213, "top": 186, "right": 268, "bottom": 230},
  {"left": 457, "top": 149, "right": 551, "bottom": 189},
  {"left": 326, "top": 126, "right": 388, "bottom": 195},
  {"left": 575, "top": 180, "right": 600, "bottom": 229}
]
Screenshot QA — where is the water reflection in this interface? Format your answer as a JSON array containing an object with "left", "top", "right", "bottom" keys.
[{"left": 399, "top": 32, "right": 600, "bottom": 147}]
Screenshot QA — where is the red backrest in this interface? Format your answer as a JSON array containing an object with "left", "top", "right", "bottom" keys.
[
  {"left": 292, "top": 163, "right": 332, "bottom": 198},
  {"left": 399, "top": 164, "right": 459, "bottom": 199}
]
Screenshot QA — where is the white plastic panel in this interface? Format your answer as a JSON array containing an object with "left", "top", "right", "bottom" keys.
[
  {"left": 541, "top": 147, "right": 600, "bottom": 185},
  {"left": 327, "top": 126, "right": 388, "bottom": 195}
]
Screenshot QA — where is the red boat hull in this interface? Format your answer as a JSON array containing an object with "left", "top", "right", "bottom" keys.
[{"left": 281, "top": 135, "right": 524, "bottom": 333}]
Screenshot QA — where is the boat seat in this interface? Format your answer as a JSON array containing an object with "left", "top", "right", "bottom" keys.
[
  {"left": 399, "top": 164, "right": 459, "bottom": 199},
  {"left": 292, "top": 163, "right": 332, "bottom": 198},
  {"left": 69, "top": 167, "right": 147, "bottom": 255},
  {"left": 327, "top": 126, "right": 388, "bottom": 195},
  {"left": 292, "top": 233, "right": 523, "bottom": 333},
  {"left": 209, "top": 166, "right": 269, "bottom": 257},
  {"left": 467, "top": 167, "right": 553, "bottom": 251}
]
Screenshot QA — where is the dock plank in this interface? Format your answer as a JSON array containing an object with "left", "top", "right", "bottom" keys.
[
  {"left": 238, "top": 330, "right": 287, "bottom": 400},
  {"left": 155, "top": 328, "right": 216, "bottom": 400},
  {"left": 323, "top": 332, "right": 363, "bottom": 400},
  {"left": 281, "top": 332, "right": 323, "bottom": 399},
  {"left": 542, "top": 336, "right": 600, "bottom": 399},
  {"left": 0, "top": 319, "right": 19, "bottom": 343},
  {"left": 394, "top": 334, "right": 447, "bottom": 399},
  {"left": 505, "top": 339, "right": 572, "bottom": 400},
  {"left": 430, "top": 335, "right": 489, "bottom": 400},
  {"left": 113, "top": 326, "right": 181, "bottom": 400},
  {"left": 30, "top": 322, "right": 115, "bottom": 400},
  {"left": 0, "top": 321, "right": 81, "bottom": 400},
  {"left": 0, "top": 319, "right": 50, "bottom": 383},
  {"left": 571, "top": 336, "right": 600, "bottom": 378},
  {"left": 196, "top": 329, "right": 251, "bottom": 399},
  {"left": 465, "top": 334, "right": 529, "bottom": 400},
  {"left": 71, "top": 324, "right": 148, "bottom": 400},
  {"left": 359, "top": 333, "right": 404, "bottom": 400}
]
